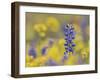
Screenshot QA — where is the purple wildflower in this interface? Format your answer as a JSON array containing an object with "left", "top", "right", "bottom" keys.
[
  {"left": 62, "top": 24, "right": 76, "bottom": 62},
  {"left": 29, "top": 48, "right": 37, "bottom": 58},
  {"left": 41, "top": 46, "right": 48, "bottom": 55},
  {"left": 45, "top": 59, "right": 58, "bottom": 66},
  {"left": 48, "top": 39, "right": 54, "bottom": 47},
  {"left": 64, "top": 24, "right": 76, "bottom": 54},
  {"left": 62, "top": 52, "right": 68, "bottom": 63}
]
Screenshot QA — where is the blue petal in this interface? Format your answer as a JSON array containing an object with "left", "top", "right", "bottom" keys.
[
  {"left": 65, "top": 34, "right": 69, "bottom": 37},
  {"left": 68, "top": 40, "right": 72, "bottom": 43},
  {"left": 62, "top": 55, "right": 68, "bottom": 62},
  {"left": 63, "top": 55, "right": 68, "bottom": 60},
  {"left": 68, "top": 47, "right": 73, "bottom": 52},
  {"left": 72, "top": 43, "right": 76, "bottom": 47},
  {"left": 64, "top": 52, "right": 68, "bottom": 55},
  {"left": 41, "top": 47, "right": 47, "bottom": 55},
  {"left": 64, "top": 43, "right": 68, "bottom": 46},
  {"left": 65, "top": 47, "right": 68, "bottom": 50}
]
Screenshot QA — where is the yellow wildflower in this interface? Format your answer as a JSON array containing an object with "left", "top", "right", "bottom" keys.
[
  {"left": 46, "top": 17, "right": 60, "bottom": 32},
  {"left": 47, "top": 45, "right": 61, "bottom": 63},
  {"left": 73, "top": 24, "right": 81, "bottom": 33},
  {"left": 34, "top": 23, "right": 47, "bottom": 32},
  {"left": 65, "top": 55, "right": 78, "bottom": 65},
  {"left": 33, "top": 23, "right": 47, "bottom": 37},
  {"left": 39, "top": 32, "right": 46, "bottom": 37},
  {"left": 58, "top": 38, "right": 65, "bottom": 45},
  {"left": 81, "top": 48, "right": 89, "bottom": 59},
  {"left": 26, "top": 54, "right": 33, "bottom": 62}
]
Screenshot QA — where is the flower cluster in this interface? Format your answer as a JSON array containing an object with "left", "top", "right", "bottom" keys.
[
  {"left": 46, "top": 17, "right": 60, "bottom": 32},
  {"left": 34, "top": 23, "right": 47, "bottom": 37},
  {"left": 63, "top": 24, "right": 76, "bottom": 60}
]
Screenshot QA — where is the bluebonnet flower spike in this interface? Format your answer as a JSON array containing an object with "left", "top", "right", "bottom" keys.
[{"left": 64, "top": 24, "right": 76, "bottom": 56}]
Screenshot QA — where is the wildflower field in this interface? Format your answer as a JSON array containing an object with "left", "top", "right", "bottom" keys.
[{"left": 25, "top": 12, "right": 89, "bottom": 67}]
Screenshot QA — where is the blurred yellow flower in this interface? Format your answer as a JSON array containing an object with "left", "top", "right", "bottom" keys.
[
  {"left": 27, "top": 60, "right": 39, "bottom": 67},
  {"left": 66, "top": 55, "right": 78, "bottom": 65},
  {"left": 81, "top": 48, "right": 89, "bottom": 59},
  {"left": 47, "top": 45, "right": 61, "bottom": 62},
  {"left": 81, "top": 51, "right": 87, "bottom": 59},
  {"left": 39, "top": 56, "right": 48, "bottom": 65},
  {"left": 58, "top": 38, "right": 65, "bottom": 45},
  {"left": 34, "top": 23, "right": 47, "bottom": 32},
  {"left": 26, "top": 54, "right": 35, "bottom": 67},
  {"left": 33, "top": 23, "right": 47, "bottom": 37},
  {"left": 73, "top": 24, "right": 81, "bottom": 33},
  {"left": 26, "top": 54, "right": 33, "bottom": 62},
  {"left": 57, "top": 38, "right": 65, "bottom": 55},
  {"left": 46, "top": 17, "right": 60, "bottom": 32},
  {"left": 39, "top": 32, "right": 46, "bottom": 37}
]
